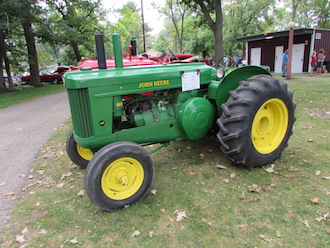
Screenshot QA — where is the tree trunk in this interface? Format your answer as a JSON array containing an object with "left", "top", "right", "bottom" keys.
[
  {"left": 193, "top": 0, "right": 224, "bottom": 68},
  {"left": 72, "top": 43, "right": 81, "bottom": 63},
  {"left": 214, "top": 1, "right": 224, "bottom": 68},
  {"left": 0, "top": 29, "right": 7, "bottom": 93},
  {"left": 23, "top": 20, "right": 42, "bottom": 87},
  {"left": 4, "top": 53, "right": 14, "bottom": 91}
]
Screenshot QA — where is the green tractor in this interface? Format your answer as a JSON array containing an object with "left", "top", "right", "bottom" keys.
[{"left": 64, "top": 33, "right": 295, "bottom": 211}]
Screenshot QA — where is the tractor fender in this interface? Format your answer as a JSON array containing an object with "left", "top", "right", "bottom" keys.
[{"left": 211, "top": 65, "right": 271, "bottom": 115}]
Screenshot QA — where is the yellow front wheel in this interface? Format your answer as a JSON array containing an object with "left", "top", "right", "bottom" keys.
[
  {"left": 85, "top": 142, "right": 154, "bottom": 211},
  {"left": 66, "top": 130, "right": 94, "bottom": 169}
]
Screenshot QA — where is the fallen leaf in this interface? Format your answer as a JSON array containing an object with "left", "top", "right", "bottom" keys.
[
  {"left": 28, "top": 175, "right": 33, "bottom": 179},
  {"left": 199, "top": 154, "right": 205, "bottom": 159},
  {"left": 132, "top": 230, "right": 140, "bottom": 237},
  {"left": 172, "top": 167, "right": 178, "bottom": 170},
  {"left": 259, "top": 235, "right": 271, "bottom": 243},
  {"left": 315, "top": 170, "right": 321, "bottom": 176},
  {"left": 38, "top": 229, "right": 47, "bottom": 234},
  {"left": 151, "top": 189, "right": 157, "bottom": 195},
  {"left": 160, "top": 209, "right": 166, "bottom": 214},
  {"left": 186, "top": 146, "right": 192, "bottom": 150},
  {"left": 215, "top": 164, "right": 227, "bottom": 169},
  {"left": 303, "top": 220, "right": 310, "bottom": 228},
  {"left": 189, "top": 171, "right": 197, "bottom": 175},
  {"left": 176, "top": 149, "right": 182, "bottom": 153},
  {"left": 37, "top": 170, "right": 45, "bottom": 175},
  {"left": 61, "top": 172, "right": 72, "bottom": 181},
  {"left": 238, "top": 223, "right": 249, "bottom": 230},
  {"left": 18, "top": 174, "right": 26, "bottom": 178},
  {"left": 315, "top": 213, "right": 329, "bottom": 222},
  {"left": 175, "top": 211, "right": 187, "bottom": 222},
  {"left": 275, "top": 230, "right": 282, "bottom": 238},
  {"left": 310, "top": 197, "right": 319, "bottom": 204},
  {"left": 323, "top": 176, "right": 330, "bottom": 180},
  {"left": 265, "top": 164, "right": 275, "bottom": 173},
  {"left": 204, "top": 146, "right": 213, "bottom": 153},
  {"left": 148, "top": 231, "right": 154, "bottom": 237},
  {"left": 15, "top": 235, "right": 25, "bottom": 243},
  {"left": 1, "top": 240, "right": 13, "bottom": 247},
  {"left": 0, "top": 182, "right": 7, "bottom": 187},
  {"left": 36, "top": 202, "right": 41, "bottom": 207},
  {"left": 223, "top": 179, "right": 229, "bottom": 184},
  {"left": 69, "top": 238, "right": 78, "bottom": 244},
  {"left": 307, "top": 138, "right": 314, "bottom": 142},
  {"left": 284, "top": 174, "right": 295, "bottom": 178},
  {"left": 21, "top": 227, "right": 28, "bottom": 234},
  {"left": 288, "top": 166, "right": 299, "bottom": 172},
  {"left": 230, "top": 172, "right": 237, "bottom": 178},
  {"left": 4, "top": 192, "right": 15, "bottom": 197},
  {"left": 77, "top": 190, "right": 85, "bottom": 197},
  {"left": 57, "top": 183, "right": 65, "bottom": 189}
]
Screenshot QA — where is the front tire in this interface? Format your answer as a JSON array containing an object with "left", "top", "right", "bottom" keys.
[
  {"left": 85, "top": 142, "right": 154, "bottom": 211},
  {"left": 217, "top": 75, "right": 295, "bottom": 169},
  {"left": 66, "top": 130, "right": 93, "bottom": 169}
]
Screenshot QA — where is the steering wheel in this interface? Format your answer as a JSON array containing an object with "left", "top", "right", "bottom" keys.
[
  {"left": 169, "top": 49, "right": 179, "bottom": 61},
  {"left": 216, "top": 56, "right": 235, "bottom": 70}
]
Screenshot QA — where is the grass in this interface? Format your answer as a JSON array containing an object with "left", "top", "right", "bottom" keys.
[
  {"left": 1, "top": 74, "right": 329, "bottom": 247},
  {"left": 0, "top": 83, "right": 65, "bottom": 109}
]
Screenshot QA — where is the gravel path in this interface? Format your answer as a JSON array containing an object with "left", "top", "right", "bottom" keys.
[{"left": 0, "top": 91, "right": 70, "bottom": 232}]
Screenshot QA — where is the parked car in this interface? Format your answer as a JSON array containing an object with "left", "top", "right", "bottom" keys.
[{"left": 20, "top": 66, "right": 78, "bottom": 84}]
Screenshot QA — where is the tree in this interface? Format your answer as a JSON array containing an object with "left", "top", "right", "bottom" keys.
[
  {"left": 184, "top": 0, "right": 224, "bottom": 67},
  {"left": 274, "top": 0, "right": 330, "bottom": 29},
  {"left": 154, "top": 0, "right": 189, "bottom": 53},
  {"left": 110, "top": 1, "right": 152, "bottom": 54},
  {"left": 45, "top": 0, "right": 105, "bottom": 63},
  {"left": 222, "top": 0, "right": 275, "bottom": 56}
]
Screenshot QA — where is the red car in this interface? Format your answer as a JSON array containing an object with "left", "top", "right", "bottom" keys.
[{"left": 21, "top": 66, "right": 78, "bottom": 84}]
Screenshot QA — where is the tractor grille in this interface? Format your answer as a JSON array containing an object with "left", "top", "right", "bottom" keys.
[{"left": 67, "top": 88, "right": 94, "bottom": 138}]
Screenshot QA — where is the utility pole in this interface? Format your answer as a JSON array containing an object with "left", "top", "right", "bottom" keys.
[{"left": 141, "top": 0, "right": 146, "bottom": 53}]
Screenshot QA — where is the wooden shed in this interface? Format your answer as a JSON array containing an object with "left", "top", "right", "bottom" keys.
[{"left": 237, "top": 28, "right": 330, "bottom": 73}]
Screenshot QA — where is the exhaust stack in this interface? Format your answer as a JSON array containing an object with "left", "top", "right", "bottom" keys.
[{"left": 95, "top": 33, "right": 107, "bottom": 69}]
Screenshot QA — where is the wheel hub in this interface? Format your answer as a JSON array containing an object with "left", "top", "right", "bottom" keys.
[{"left": 252, "top": 98, "right": 288, "bottom": 154}]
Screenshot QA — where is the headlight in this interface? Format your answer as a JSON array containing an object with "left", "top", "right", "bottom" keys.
[{"left": 216, "top": 67, "right": 225, "bottom": 78}]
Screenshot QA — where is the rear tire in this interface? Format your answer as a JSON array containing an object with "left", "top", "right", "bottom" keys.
[
  {"left": 85, "top": 142, "right": 154, "bottom": 211},
  {"left": 217, "top": 75, "right": 295, "bottom": 169}
]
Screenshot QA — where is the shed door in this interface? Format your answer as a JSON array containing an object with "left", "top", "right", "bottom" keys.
[
  {"left": 274, "top": 46, "right": 283, "bottom": 73},
  {"left": 250, "top": 47, "right": 261, "bottom": 66},
  {"left": 292, "top": 43, "right": 305, "bottom": 73}
]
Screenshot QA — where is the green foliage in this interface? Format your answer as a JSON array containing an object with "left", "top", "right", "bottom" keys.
[
  {"left": 274, "top": 0, "right": 330, "bottom": 29},
  {"left": 222, "top": 0, "right": 275, "bottom": 56},
  {"left": 109, "top": 1, "right": 152, "bottom": 54}
]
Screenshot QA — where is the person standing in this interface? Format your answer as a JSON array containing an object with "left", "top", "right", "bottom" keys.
[
  {"left": 310, "top": 50, "right": 317, "bottom": 74},
  {"left": 316, "top": 49, "right": 326, "bottom": 75},
  {"left": 282, "top": 49, "right": 288, "bottom": 77}
]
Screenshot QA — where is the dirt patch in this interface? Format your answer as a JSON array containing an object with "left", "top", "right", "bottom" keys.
[{"left": 307, "top": 109, "right": 330, "bottom": 120}]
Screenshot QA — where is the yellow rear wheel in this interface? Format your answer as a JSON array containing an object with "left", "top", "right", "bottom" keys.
[
  {"left": 252, "top": 99, "right": 288, "bottom": 154},
  {"left": 217, "top": 75, "right": 295, "bottom": 168}
]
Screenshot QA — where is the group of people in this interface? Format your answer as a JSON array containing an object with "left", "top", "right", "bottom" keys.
[
  {"left": 310, "top": 49, "right": 326, "bottom": 75},
  {"left": 282, "top": 48, "right": 327, "bottom": 77}
]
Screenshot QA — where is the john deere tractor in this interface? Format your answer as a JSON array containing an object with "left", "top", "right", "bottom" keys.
[{"left": 64, "top": 33, "right": 295, "bottom": 211}]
